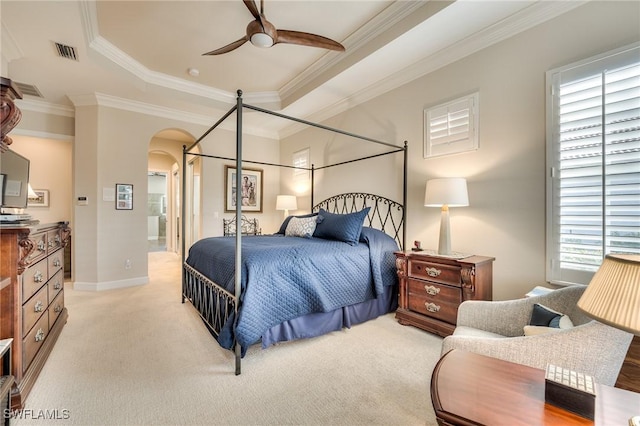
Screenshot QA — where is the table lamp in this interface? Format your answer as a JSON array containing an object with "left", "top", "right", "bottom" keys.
[
  {"left": 276, "top": 195, "right": 297, "bottom": 218},
  {"left": 577, "top": 253, "right": 639, "bottom": 425},
  {"left": 424, "top": 178, "right": 468, "bottom": 256}
]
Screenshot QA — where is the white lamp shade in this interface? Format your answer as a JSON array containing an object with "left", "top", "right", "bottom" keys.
[
  {"left": 276, "top": 195, "right": 297, "bottom": 211},
  {"left": 27, "top": 184, "right": 38, "bottom": 199},
  {"left": 424, "top": 178, "right": 469, "bottom": 207},
  {"left": 577, "top": 254, "right": 640, "bottom": 335}
]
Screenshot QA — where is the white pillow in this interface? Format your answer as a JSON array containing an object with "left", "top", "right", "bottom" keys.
[
  {"left": 523, "top": 325, "right": 563, "bottom": 336},
  {"left": 285, "top": 216, "right": 316, "bottom": 238}
]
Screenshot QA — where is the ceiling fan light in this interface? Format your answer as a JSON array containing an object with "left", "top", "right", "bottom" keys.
[{"left": 250, "top": 32, "right": 274, "bottom": 48}]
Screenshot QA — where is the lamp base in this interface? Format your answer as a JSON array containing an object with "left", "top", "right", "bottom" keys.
[{"left": 437, "top": 206, "right": 451, "bottom": 255}]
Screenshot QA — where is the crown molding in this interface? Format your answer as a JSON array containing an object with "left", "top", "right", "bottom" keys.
[
  {"left": 278, "top": 1, "right": 587, "bottom": 139},
  {"left": 17, "top": 98, "right": 75, "bottom": 117},
  {"left": 67, "top": 92, "right": 278, "bottom": 140},
  {"left": 78, "top": 1, "right": 279, "bottom": 109},
  {"left": 279, "top": 1, "right": 424, "bottom": 100},
  {"left": 12, "top": 128, "right": 74, "bottom": 142}
]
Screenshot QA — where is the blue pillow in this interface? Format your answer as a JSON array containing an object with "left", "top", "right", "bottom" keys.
[
  {"left": 276, "top": 213, "right": 318, "bottom": 234},
  {"left": 313, "top": 207, "right": 370, "bottom": 245}
]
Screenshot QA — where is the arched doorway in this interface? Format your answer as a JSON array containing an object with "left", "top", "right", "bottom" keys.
[{"left": 147, "top": 129, "right": 196, "bottom": 254}]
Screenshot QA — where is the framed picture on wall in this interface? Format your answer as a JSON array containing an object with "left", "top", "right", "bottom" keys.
[
  {"left": 115, "top": 183, "right": 133, "bottom": 210},
  {"left": 224, "top": 165, "right": 263, "bottom": 212},
  {"left": 28, "top": 189, "right": 49, "bottom": 207}
]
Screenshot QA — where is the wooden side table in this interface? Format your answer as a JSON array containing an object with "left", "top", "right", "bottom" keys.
[
  {"left": 431, "top": 349, "right": 640, "bottom": 425},
  {"left": 394, "top": 251, "right": 494, "bottom": 336}
]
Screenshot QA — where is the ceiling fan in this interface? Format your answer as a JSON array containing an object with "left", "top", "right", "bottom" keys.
[{"left": 203, "top": 0, "right": 345, "bottom": 55}]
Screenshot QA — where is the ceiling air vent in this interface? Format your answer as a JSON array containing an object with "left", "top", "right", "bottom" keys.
[
  {"left": 54, "top": 42, "right": 78, "bottom": 61},
  {"left": 14, "top": 82, "right": 43, "bottom": 98}
]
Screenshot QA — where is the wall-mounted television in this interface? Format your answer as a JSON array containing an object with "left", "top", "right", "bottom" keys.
[{"left": 0, "top": 149, "right": 30, "bottom": 213}]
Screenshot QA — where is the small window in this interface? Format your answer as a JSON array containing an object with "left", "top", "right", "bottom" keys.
[
  {"left": 424, "top": 92, "right": 479, "bottom": 158},
  {"left": 293, "top": 148, "right": 310, "bottom": 179}
]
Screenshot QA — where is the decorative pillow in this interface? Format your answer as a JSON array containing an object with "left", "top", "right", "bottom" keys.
[
  {"left": 284, "top": 216, "right": 317, "bottom": 238},
  {"left": 276, "top": 213, "right": 317, "bottom": 234},
  {"left": 529, "top": 303, "right": 574, "bottom": 329},
  {"left": 313, "top": 207, "right": 370, "bottom": 246}
]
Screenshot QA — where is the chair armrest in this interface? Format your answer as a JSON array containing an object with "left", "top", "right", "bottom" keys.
[
  {"left": 441, "top": 321, "right": 633, "bottom": 386},
  {"left": 456, "top": 297, "right": 535, "bottom": 336}
]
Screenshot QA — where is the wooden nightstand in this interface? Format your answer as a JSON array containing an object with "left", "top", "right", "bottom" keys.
[{"left": 394, "top": 251, "right": 494, "bottom": 337}]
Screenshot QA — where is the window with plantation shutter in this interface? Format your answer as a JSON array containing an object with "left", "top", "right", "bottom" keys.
[
  {"left": 546, "top": 43, "right": 640, "bottom": 285},
  {"left": 424, "top": 92, "right": 479, "bottom": 158},
  {"left": 293, "top": 148, "right": 309, "bottom": 179}
]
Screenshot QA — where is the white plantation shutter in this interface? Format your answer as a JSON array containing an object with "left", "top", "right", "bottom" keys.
[
  {"left": 547, "top": 44, "right": 640, "bottom": 285},
  {"left": 293, "top": 148, "right": 309, "bottom": 179},
  {"left": 424, "top": 93, "right": 479, "bottom": 158}
]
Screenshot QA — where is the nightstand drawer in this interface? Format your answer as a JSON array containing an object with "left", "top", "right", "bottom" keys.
[
  {"left": 407, "top": 292, "right": 458, "bottom": 324},
  {"left": 407, "top": 279, "right": 461, "bottom": 304},
  {"left": 47, "top": 268, "right": 64, "bottom": 301},
  {"left": 409, "top": 259, "right": 461, "bottom": 286},
  {"left": 48, "top": 248, "right": 64, "bottom": 275},
  {"left": 48, "top": 290, "right": 64, "bottom": 329}
]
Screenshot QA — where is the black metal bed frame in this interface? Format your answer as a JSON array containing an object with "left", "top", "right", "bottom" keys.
[{"left": 181, "top": 90, "right": 407, "bottom": 375}]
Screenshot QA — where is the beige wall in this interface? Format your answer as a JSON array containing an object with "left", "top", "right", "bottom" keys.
[{"left": 282, "top": 1, "right": 640, "bottom": 300}]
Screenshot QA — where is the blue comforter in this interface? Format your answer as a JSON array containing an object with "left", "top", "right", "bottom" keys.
[{"left": 185, "top": 227, "right": 398, "bottom": 355}]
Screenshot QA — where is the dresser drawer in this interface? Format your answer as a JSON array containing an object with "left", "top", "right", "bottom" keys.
[
  {"left": 23, "top": 313, "right": 49, "bottom": 371},
  {"left": 48, "top": 290, "right": 64, "bottom": 329},
  {"left": 47, "top": 268, "right": 64, "bottom": 301},
  {"left": 22, "top": 257, "right": 49, "bottom": 301},
  {"left": 407, "top": 291, "right": 459, "bottom": 324},
  {"left": 26, "top": 232, "right": 48, "bottom": 264},
  {"left": 409, "top": 259, "right": 461, "bottom": 287},
  {"left": 22, "top": 284, "right": 48, "bottom": 336},
  {"left": 47, "top": 248, "right": 64, "bottom": 276}
]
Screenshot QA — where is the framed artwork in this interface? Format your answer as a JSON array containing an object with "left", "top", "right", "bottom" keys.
[
  {"left": 225, "top": 165, "right": 263, "bottom": 212},
  {"left": 115, "top": 183, "right": 133, "bottom": 210},
  {"left": 28, "top": 189, "right": 49, "bottom": 207}
]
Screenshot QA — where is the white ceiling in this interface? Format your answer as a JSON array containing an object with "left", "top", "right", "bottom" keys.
[{"left": 1, "top": 0, "right": 584, "bottom": 139}]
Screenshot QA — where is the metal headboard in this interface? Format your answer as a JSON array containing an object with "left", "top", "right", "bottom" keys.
[{"left": 313, "top": 192, "right": 404, "bottom": 250}]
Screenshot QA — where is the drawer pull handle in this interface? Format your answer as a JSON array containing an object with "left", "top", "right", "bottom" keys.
[
  {"left": 424, "top": 285, "right": 440, "bottom": 296},
  {"left": 425, "top": 267, "right": 441, "bottom": 278},
  {"left": 35, "top": 328, "right": 45, "bottom": 342},
  {"left": 34, "top": 271, "right": 43, "bottom": 283},
  {"left": 37, "top": 240, "right": 46, "bottom": 251},
  {"left": 34, "top": 300, "right": 44, "bottom": 312},
  {"left": 53, "top": 259, "right": 61, "bottom": 267},
  {"left": 54, "top": 281, "right": 62, "bottom": 290},
  {"left": 54, "top": 305, "right": 62, "bottom": 313},
  {"left": 425, "top": 302, "right": 441, "bottom": 313}
]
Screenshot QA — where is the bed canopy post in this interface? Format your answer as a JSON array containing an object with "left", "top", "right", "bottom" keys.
[
  {"left": 181, "top": 145, "right": 187, "bottom": 303},
  {"left": 234, "top": 90, "right": 244, "bottom": 375},
  {"left": 310, "top": 164, "right": 315, "bottom": 210},
  {"left": 403, "top": 141, "right": 408, "bottom": 250}
]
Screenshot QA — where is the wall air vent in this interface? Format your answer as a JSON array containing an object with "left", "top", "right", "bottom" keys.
[
  {"left": 54, "top": 42, "right": 78, "bottom": 61},
  {"left": 14, "top": 82, "right": 43, "bottom": 98}
]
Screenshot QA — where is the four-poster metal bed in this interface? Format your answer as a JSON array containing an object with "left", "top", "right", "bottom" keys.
[{"left": 181, "top": 90, "right": 407, "bottom": 374}]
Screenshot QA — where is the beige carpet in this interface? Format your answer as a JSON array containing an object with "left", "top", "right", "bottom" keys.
[{"left": 13, "top": 251, "right": 443, "bottom": 426}]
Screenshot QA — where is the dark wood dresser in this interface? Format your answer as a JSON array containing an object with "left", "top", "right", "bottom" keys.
[
  {"left": 0, "top": 221, "right": 70, "bottom": 409},
  {"left": 394, "top": 251, "right": 494, "bottom": 337}
]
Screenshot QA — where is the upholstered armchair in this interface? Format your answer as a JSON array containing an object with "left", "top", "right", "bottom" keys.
[{"left": 440, "top": 285, "right": 633, "bottom": 386}]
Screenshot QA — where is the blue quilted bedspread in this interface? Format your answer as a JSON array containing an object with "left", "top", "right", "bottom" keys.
[{"left": 185, "top": 227, "right": 398, "bottom": 355}]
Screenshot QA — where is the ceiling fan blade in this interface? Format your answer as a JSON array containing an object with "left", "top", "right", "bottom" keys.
[
  {"left": 203, "top": 36, "right": 248, "bottom": 55},
  {"left": 276, "top": 30, "right": 344, "bottom": 52},
  {"left": 243, "top": 0, "right": 262, "bottom": 22}
]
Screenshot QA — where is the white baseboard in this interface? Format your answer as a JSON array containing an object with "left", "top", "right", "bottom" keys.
[{"left": 73, "top": 276, "right": 148, "bottom": 291}]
